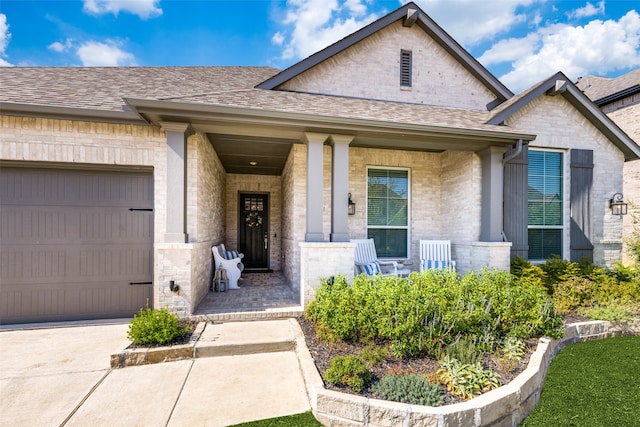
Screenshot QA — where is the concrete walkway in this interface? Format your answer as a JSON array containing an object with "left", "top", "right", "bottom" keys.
[{"left": 0, "top": 319, "right": 311, "bottom": 427}]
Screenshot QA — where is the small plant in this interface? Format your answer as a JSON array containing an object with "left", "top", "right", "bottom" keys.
[
  {"left": 127, "top": 303, "right": 188, "bottom": 345},
  {"left": 436, "top": 356, "right": 501, "bottom": 400},
  {"left": 444, "top": 336, "right": 483, "bottom": 365},
  {"left": 372, "top": 374, "right": 444, "bottom": 406},
  {"left": 493, "top": 336, "right": 525, "bottom": 372},
  {"left": 360, "top": 343, "right": 390, "bottom": 367},
  {"left": 577, "top": 304, "right": 637, "bottom": 321},
  {"left": 323, "top": 355, "right": 372, "bottom": 392}
]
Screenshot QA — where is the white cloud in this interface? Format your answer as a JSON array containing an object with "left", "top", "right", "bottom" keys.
[
  {"left": 272, "top": 32, "right": 285, "bottom": 46},
  {"left": 48, "top": 38, "right": 74, "bottom": 53},
  {"left": 567, "top": 1, "right": 605, "bottom": 19},
  {"left": 83, "top": 0, "right": 162, "bottom": 20},
  {"left": 274, "top": 0, "right": 379, "bottom": 61},
  {"left": 0, "top": 13, "right": 13, "bottom": 66},
  {"left": 494, "top": 10, "right": 640, "bottom": 92},
  {"left": 76, "top": 40, "right": 136, "bottom": 66},
  {"left": 413, "top": 0, "right": 537, "bottom": 46}
]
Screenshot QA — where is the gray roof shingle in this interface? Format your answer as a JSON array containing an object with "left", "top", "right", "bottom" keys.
[{"left": 576, "top": 68, "right": 640, "bottom": 101}]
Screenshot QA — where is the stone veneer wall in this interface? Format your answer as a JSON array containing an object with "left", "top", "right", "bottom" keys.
[
  {"left": 605, "top": 96, "right": 640, "bottom": 266},
  {"left": 279, "top": 21, "right": 495, "bottom": 110},
  {"left": 225, "top": 173, "right": 283, "bottom": 272},
  {"left": 505, "top": 95, "right": 626, "bottom": 267},
  {"left": 299, "top": 319, "right": 640, "bottom": 427}
]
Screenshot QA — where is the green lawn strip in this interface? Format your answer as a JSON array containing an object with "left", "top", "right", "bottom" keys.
[
  {"left": 228, "top": 411, "right": 322, "bottom": 427},
  {"left": 521, "top": 336, "right": 640, "bottom": 426}
]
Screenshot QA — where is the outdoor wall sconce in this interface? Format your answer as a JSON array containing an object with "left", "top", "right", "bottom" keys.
[
  {"left": 610, "top": 193, "right": 628, "bottom": 216},
  {"left": 169, "top": 280, "right": 180, "bottom": 292},
  {"left": 348, "top": 193, "right": 356, "bottom": 215}
]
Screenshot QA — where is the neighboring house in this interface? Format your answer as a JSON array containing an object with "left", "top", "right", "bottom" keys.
[
  {"left": 576, "top": 69, "right": 640, "bottom": 265},
  {"left": 2, "top": 2, "right": 639, "bottom": 324}
]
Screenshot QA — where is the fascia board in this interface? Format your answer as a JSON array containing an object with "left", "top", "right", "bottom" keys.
[{"left": 0, "top": 102, "right": 146, "bottom": 125}]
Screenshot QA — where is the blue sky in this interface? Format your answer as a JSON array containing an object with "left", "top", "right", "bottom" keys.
[{"left": 1, "top": 0, "right": 639, "bottom": 92}]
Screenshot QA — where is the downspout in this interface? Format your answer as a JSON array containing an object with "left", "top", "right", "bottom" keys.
[{"left": 502, "top": 138, "right": 523, "bottom": 165}]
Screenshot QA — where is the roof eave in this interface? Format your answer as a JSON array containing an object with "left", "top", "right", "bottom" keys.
[
  {"left": 124, "top": 97, "right": 536, "bottom": 143},
  {"left": 594, "top": 85, "right": 640, "bottom": 106},
  {"left": 0, "top": 102, "right": 147, "bottom": 125},
  {"left": 255, "top": 2, "right": 513, "bottom": 103},
  {"left": 487, "top": 72, "right": 640, "bottom": 161}
]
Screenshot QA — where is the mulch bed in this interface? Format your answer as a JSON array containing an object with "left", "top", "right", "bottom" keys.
[{"left": 297, "top": 315, "right": 584, "bottom": 405}]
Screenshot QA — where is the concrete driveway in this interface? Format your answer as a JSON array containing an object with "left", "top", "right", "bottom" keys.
[{"left": 0, "top": 321, "right": 310, "bottom": 427}]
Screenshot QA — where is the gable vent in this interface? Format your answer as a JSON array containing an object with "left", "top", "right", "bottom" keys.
[{"left": 400, "top": 49, "right": 412, "bottom": 87}]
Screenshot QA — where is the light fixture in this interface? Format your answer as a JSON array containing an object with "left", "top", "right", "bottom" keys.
[
  {"left": 348, "top": 193, "right": 356, "bottom": 215},
  {"left": 610, "top": 193, "right": 628, "bottom": 216},
  {"left": 249, "top": 161, "right": 257, "bottom": 166}
]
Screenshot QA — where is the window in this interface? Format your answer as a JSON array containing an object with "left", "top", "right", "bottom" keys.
[
  {"left": 367, "top": 168, "right": 409, "bottom": 258},
  {"left": 400, "top": 50, "right": 412, "bottom": 87},
  {"left": 528, "top": 150, "right": 563, "bottom": 260}
]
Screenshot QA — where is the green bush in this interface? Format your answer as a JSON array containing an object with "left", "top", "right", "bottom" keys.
[
  {"left": 577, "top": 304, "right": 638, "bottom": 321},
  {"left": 372, "top": 374, "right": 444, "bottom": 406},
  {"left": 493, "top": 336, "right": 526, "bottom": 372},
  {"left": 127, "top": 304, "right": 188, "bottom": 345},
  {"left": 305, "top": 269, "right": 563, "bottom": 358},
  {"left": 444, "top": 337, "right": 483, "bottom": 365},
  {"left": 436, "top": 356, "right": 501, "bottom": 400},
  {"left": 323, "top": 355, "right": 372, "bottom": 392}
]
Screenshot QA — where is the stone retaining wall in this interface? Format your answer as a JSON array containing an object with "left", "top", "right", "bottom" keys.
[{"left": 294, "top": 319, "right": 640, "bottom": 427}]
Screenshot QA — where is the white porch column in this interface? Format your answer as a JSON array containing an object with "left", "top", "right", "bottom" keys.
[
  {"left": 303, "top": 132, "right": 329, "bottom": 242},
  {"left": 479, "top": 146, "right": 507, "bottom": 242},
  {"left": 161, "top": 122, "right": 192, "bottom": 243},
  {"left": 330, "top": 135, "right": 354, "bottom": 242}
]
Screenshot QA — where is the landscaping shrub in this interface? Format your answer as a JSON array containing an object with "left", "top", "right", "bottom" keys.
[
  {"left": 323, "top": 355, "right": 372, "bottom": 392},
  {"left": 444, "top": 337, "right": 483, "bottom": 365},
  {"left": 372, "top": 374, "right": 444, "bottom": 406},
  {"left": 127, "top": 304, "right": 188, "bottom": 345},
  {"left": 436, "top": 356, "right": 501, "bottom": 400},
  {"left": 492, "top": 336, "right": 526, "bottom": 372},
  {"left": 305, "top": 270, "right": 563, "bottom": 359}
]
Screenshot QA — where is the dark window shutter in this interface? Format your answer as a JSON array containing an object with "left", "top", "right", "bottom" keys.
[
  {"left": 570, "top": 149, "right": 594, "bottom": 262},
  {"left": 503, "top": 145, "right": 528, "bottom": 260},
  {"left": 400, "top": 50, "right": 412, "bottom": 87}
]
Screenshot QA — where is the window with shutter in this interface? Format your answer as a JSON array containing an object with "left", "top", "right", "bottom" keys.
[
  {"left": 400, "top": 50, "right": 412, "bottom": 87},
  {"left": 528, "top": 150, "right": 563, "bottom": 260}
]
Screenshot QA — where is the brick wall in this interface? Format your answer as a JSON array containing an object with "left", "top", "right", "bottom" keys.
[
  {"left": 606, "top": 98, "right": 640, "bottom": 265},
  {"left": 281, "top": 144, "right": 306, "bottom": 291},
  {"left": 505, "top": 95, "right": 626, "bottom": 267},
  {"left": 279, "top": 21, "right": 495, "bottom": 110}
]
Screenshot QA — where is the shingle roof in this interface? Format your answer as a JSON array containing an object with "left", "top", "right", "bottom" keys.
[
  {"left": 576, "top": 68, "right": 640, "bottom": 102},
  {"left": 161, "top": 88, "right": 519, "bottom": 135},
  {"left": 0, "top": 66, "right": 280, "bottom": 111}
]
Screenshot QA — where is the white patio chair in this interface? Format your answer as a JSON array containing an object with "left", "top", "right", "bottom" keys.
[
  {"left": 419, "top": 240, "right": 456, "bottom": 271},
  {"left": 212, "top": 245, "right": 242, "bottom": 289},
  {"left": 351, "top": 238, "right": 398, "bottom": 277},
  {"left": 220, "top": 243, "right": 244, "bottom": 273}
]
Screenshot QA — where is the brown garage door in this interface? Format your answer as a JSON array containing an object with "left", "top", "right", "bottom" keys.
[{"left": 0, "top": 166, "right": 153, "bottom": 324}]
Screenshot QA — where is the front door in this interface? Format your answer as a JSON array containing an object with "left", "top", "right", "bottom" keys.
[{"left": 239, "top": 193, "right": 269, "bottom": 270}]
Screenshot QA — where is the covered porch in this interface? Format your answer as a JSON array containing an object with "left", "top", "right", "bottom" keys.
[{"left": 125, "top": 97, "right": 536, "bottom": 318}]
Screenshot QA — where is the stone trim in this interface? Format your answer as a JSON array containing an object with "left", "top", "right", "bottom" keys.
[{"left": 295, "top": 319, "right": 640, "bottom": 426}]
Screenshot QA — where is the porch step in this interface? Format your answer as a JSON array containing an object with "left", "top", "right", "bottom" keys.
[
  {"left": 191, "top": 307, "right": 304, "bottom": 323},
  {"left": 194, "top": 318, "right": 300, "bottom": 358}
]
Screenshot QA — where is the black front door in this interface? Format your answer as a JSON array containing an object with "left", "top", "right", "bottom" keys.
[{"left": 239, "top": 193, "right": 269, "bottom": 270}]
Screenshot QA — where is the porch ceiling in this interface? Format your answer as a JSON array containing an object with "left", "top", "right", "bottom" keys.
[{"left": 208, "top": 134, "right": 294, "bottom": 175}]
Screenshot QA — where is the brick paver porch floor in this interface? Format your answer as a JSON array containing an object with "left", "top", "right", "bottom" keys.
[{"left": 192, "top": 271, "right": 303, "bottom": 321}]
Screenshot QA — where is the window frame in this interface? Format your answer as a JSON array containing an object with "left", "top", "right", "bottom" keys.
[
  {"left": 366, "top": 166, "right": 411, "bottom": 259},
  {"left": 527, "top": 148, "right": 566, "bottom": 262}
]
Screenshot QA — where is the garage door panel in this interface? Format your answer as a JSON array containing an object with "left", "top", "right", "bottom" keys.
[{"left": 1, "top": 167, "right": 153, "bottom": 324}]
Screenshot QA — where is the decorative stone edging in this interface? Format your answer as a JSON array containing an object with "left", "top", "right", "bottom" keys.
[
  {"left": 110, "top": 322, "right": 207, "bottom": 368},
  {"left": 293, "top": 319, "right": 640, "bottom": 427}
]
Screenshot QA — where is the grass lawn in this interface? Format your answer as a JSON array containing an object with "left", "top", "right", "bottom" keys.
[
  {"left": 521, "top": 336, "right": 640, "bottom": 426},
  {"left": 229, "top": 411, "right": 322, "bottom": 427}
]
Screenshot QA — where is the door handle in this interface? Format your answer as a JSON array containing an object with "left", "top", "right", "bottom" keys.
[{"left": 264, "top": 233, "right": 268, "bottom": 249}]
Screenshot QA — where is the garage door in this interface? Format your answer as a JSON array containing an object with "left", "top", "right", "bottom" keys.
[{"left": 0, "top": 166, "right": 153, "bottom": 324}]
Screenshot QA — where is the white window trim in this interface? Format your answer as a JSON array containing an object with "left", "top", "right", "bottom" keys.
[
  {"left": 366, "top": 165, "right": 411, "bottom": 259},
  {"left": 527, "top": 148, "right": 569, "bottom": 262}
]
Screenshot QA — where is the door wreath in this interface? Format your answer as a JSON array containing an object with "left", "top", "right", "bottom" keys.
[{"left": 245, "top": 212, "right": 263, "bottom": 228}]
